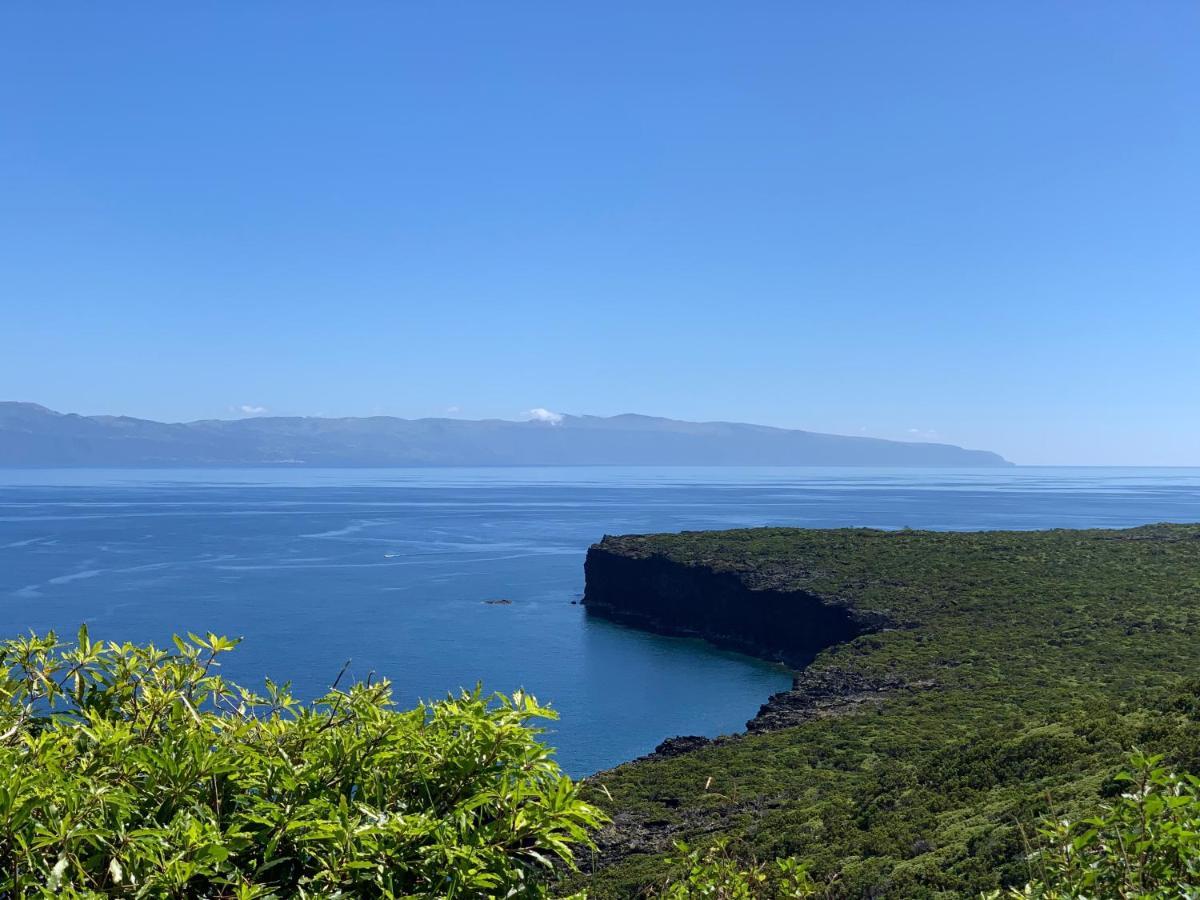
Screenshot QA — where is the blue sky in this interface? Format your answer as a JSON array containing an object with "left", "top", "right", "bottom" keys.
[{"left": 1, "top": 3, "right": 1197, "bottom": 465}]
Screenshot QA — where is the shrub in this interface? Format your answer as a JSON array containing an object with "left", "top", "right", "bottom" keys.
[
  {"left": 0, "top": 628, "right": 604, "bottom": 898},
  {"left": 996, "top": 751, "right": 1200, "bottom": 899},
  {"left": 649, "top": 750, "right": 1200, "bottom": 900},
  {"left": 648, "top": 840, "right": 822, "bottom": 899}
]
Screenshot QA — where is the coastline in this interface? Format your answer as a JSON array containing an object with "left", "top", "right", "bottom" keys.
[
  {"left": 572, "top": 524, "right": 1200, "bottom": 894},
  {"left": 580, "top": 534, "right": 917, "bottom": 763}
]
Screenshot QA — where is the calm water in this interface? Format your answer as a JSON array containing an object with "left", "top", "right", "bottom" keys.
[{"left": 2, "top": 466, "right": 1199, "bottom": 775}]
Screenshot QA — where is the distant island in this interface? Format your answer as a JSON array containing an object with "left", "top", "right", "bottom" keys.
[{"left": 0, "top": 402, "right": 1011, "bottom": 467}]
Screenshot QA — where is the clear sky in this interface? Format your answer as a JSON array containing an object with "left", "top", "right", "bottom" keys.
[{"left": 2, "top": 4, "right": 1197, "bottom": 465}]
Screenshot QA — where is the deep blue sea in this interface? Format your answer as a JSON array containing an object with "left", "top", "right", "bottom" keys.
[{"left": 2, "top": 466, "right": 1199, "bottom": 775}]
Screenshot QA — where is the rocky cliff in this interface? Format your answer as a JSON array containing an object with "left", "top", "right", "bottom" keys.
[
  {"left": 582, "top": 534, "right": 910, "bottom": 741},
  {"left": 583, "top": 536, "right": 885, "bottom": 670}
]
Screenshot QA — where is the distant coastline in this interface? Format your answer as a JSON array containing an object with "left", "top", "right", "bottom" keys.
[{"left": 0, "top": 402, "right": 1012, "bottom": 468}]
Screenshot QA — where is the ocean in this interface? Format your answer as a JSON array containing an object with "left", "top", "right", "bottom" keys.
[{"left": 2, "top": 466, "right": 1198, "bottom": 775}]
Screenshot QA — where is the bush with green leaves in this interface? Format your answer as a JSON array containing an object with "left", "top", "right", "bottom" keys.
[
  {"left": 995, "top": 751, "right": 1200, "bottom": 899},
  {"left": 648, "top": 840, "right": 822, "bottom": 899},
  {"left": 0, "top": 628, "right": 604, "bottom": 898},
  {"left": 650, "top": 751, "right": 1200, "bottom": 900}
]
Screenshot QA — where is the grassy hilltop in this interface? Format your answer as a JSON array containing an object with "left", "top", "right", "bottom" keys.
[{"left": 578, "top": 524, "right": 1200, "bottom": 896}]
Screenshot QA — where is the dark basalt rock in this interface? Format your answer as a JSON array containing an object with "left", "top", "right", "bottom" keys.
[
  {"left": 748, "top": 668, "right": 935, "bottom": 732},
  {"left": 580, "top": 538, "right": 926, "bottom": 756},
  {"left": 650, "top": 735, "right": 713, "bottom": 758},
  {"left": 582, "top": 544, "right": 886, "bottom": 669}
]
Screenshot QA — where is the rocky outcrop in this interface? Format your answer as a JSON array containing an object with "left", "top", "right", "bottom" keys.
[
  {"left": 582, "top": 541, "right": 885, "bottom": 669},
  {"left": 647, "top": 734, "right": 716, "bottom": 758},
  {"left": 581, "top": 537, "right": 927, "bottom": 753},
  {"left": 747, "top": 668, "right": 934, "bottom": 732},
  {"left": 609, "top": 671, "right": 935, "bottom": 772}
]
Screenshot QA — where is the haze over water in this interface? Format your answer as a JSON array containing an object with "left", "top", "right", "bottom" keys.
[{"left": 2, "top": 466, "right": 1198, "bottom": 775}]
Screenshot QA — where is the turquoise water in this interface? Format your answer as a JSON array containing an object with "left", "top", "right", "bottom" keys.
[{"left": 2, "top": 466, "right": 1198, "bottom": 774}]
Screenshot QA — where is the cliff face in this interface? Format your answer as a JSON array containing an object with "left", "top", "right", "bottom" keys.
[{"left": 582, "top": 541, "right": 880, "bottom": 670}]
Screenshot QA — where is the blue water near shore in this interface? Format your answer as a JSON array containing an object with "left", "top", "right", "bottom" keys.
[{"left": 2, "top": 466, "right": 1199, "bottom": 775}]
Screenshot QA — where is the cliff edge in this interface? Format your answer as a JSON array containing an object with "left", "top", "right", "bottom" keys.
[
  {"left": 583, "top": 531, "right": 910, "bottom": 736},
  {"left": 583, "top": 537, "right": 887, "bottom": 669}
]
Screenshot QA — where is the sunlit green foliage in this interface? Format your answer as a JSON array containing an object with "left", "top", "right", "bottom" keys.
[
  {"left": 0, "top": 628, "right": 603, "bottom": 898},
  {"left": 648, "top": 840, "right": 822, "bottom": 899},
  {"left": 651, "top": 751, "right": 1200, "bottom": 899},
  {"left": 994, "top": 751, "right": 1200, "bottom": 899}
]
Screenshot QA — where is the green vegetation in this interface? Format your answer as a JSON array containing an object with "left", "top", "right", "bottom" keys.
[
  {"left": 0, "top": 629, "right": 602, "bottom": 898},
  {"left": 6, "top": 524, "right": 1200, "bottom": 897},
  {"left": 994, "top": 751, "right": 1200, "bottom": 898},
  {"left": 579, "top": 525, "right": 1200, "bottom": 897},
  {"left": 646, "top": 841, "right": 822, "bottom": 898},
  {"left": 641, "top": 751, "right": 1200, "bottom": 899}
]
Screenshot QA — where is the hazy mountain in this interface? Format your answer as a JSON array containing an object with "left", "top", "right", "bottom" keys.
[{"left": 0, "top": 403, "right": 1012, "bottom": 467}]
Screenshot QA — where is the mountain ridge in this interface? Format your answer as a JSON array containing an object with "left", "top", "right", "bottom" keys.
[{"left": 0, "top": 402, "right": 1012, "bottom": 467}]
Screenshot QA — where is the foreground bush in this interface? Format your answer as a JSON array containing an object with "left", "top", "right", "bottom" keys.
[
  {"left": 0, "top": 629, "right": 603, "bottom": 898},
  {"left": 992, "top": 751, "right": 1200, "bottom": 899}
]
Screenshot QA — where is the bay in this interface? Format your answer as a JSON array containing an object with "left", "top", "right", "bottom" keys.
[{"left": 1, "top": 466, "right": 1198, "bottom": 775}]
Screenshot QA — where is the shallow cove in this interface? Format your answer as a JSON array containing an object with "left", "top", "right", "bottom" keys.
[{"left": 2, "top": 466, "right": 1200, "bottom": 775}]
